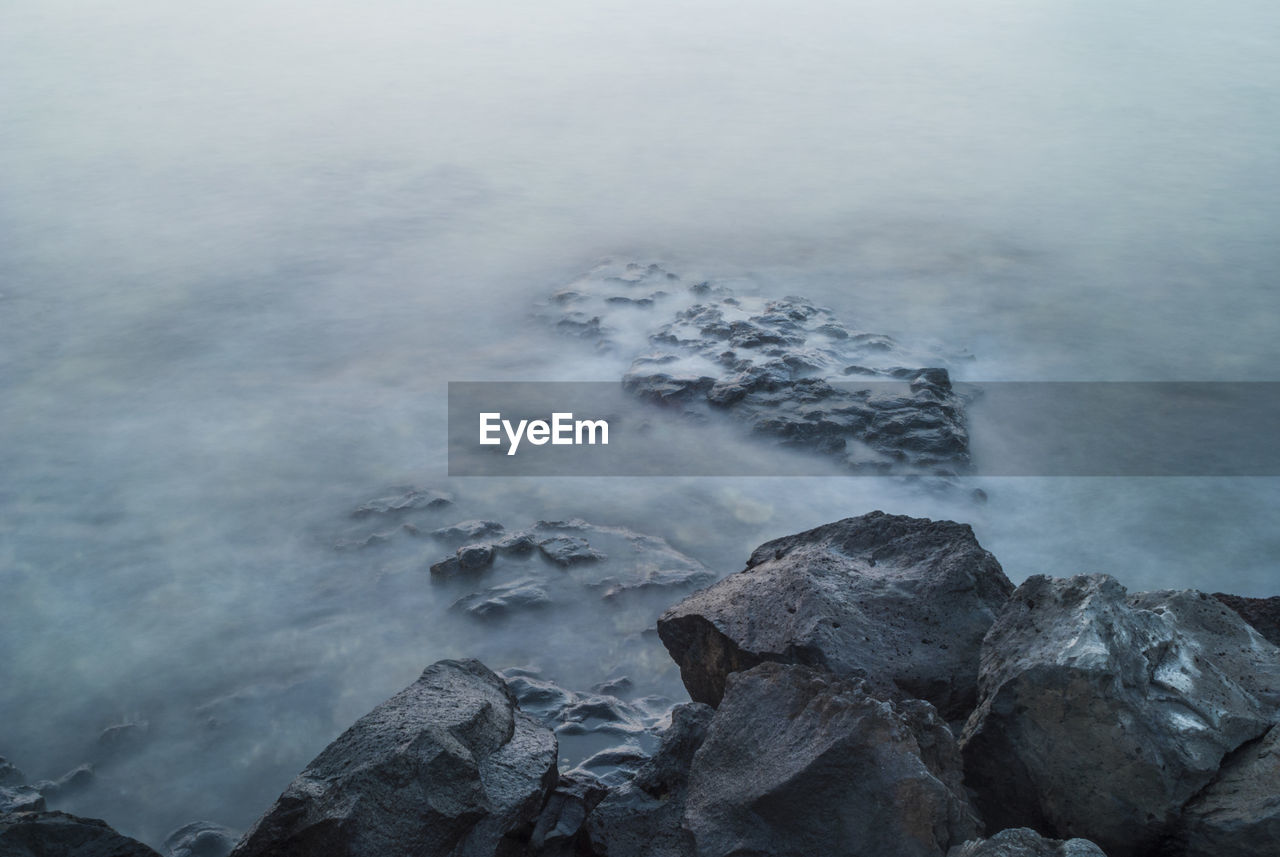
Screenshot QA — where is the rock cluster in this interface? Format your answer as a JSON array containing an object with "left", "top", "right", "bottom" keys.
[
  {"left": 546, "top": 262, "right": 971, "bottom": 473},
  {"left": 8, "top": 511, "right": 1279, "bottom": 857}
]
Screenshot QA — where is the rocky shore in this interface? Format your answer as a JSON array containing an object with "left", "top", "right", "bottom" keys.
[{"left": 4, "top": 511, "right": 1278, "bottom": 857}]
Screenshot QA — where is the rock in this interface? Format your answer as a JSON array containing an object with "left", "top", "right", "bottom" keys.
[
  {"left": 657, "top": 511, "right": 1013, "bottom": 719},
  {"left": 529, "top": 773, "right": 607, "bottom": 857},
  {"left": 1173, "top": 722, "right": 1280, "bottom": 857},
  {"left": 537, "top": 537, "right": 605, "bottom": 567},
  {"left": 352, "top": 488, "right": 452, "bottom": 518},
  {"left": 545, "top": 261, "right": 971, "bottom": 473},
  {"left": 0, "top": 810, "right": 162, "bottom": 856},
  {"left": 430, "top": 543, "right": 497, "bottom": 578},
  {"left": 682, "top": 663, "right": 980, "bottom": 857},
  {"left": 584, "top": 703, "right": 715, "bottom": 857},
  {"left": 0, "top": 786, "right": 45, "bottom": 814},
  {"left": 451, "top": 578, "right": 551, "bottom": 618},
  {"left": 96, "top": 722, "right": 149, "bottom": 763},
  {"left": 164, "top": 821, "right": 239, "bottom": 857},
  {"left": 230, "top": 659, "right": 557, "bottom": 857},
  {"left": 948, "top": 829, "right": 1108, "bottom": 856},
  {"left": 430, "top": 520, "right": 505, "bottom": 543},
  {"left": 1212, "top": 593, "right": 1280, "bottom": 647},
  {"left": 960, "top": 574, "right": 1280, "bottom": 857}
]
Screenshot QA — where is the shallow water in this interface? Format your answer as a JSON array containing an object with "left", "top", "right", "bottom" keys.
[{"left": 2, "top": 0, "right": 1279, "bottom": 847}]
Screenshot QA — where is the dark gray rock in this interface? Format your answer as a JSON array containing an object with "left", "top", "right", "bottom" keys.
[
  {"left": 353, "top": 488, "right": 452, "bottom": 518},
  {"left": 960, "top": 574, "right": 1280, "bottom": 857},
  {"left": 545, "top": 261, "right": 971, "bottom": 473},
  {"left": 529, "top": 773, "right": 607, "bottom": 857},
  {"left": 1174, "top": 723, "right": 1280, "bottom": 857},
  {"left": 658, "top": 511, "right": 1013, "bottom": 719},
  {"left": 229, "top": 659, "right": 557, "bottom": 857},
  {"left": 584, "top": 703, "right": 715, "bottom": 857},
  {"left": 0, "top": 810, "right": 162, "bottom": 857},
  {"left": 1212, "top": 593, "right": 1280, "bottom": 647},
  {"left": 164, "top": 821, "right": 239, "bottom": 857},
  {"left": 537, "top": 537, "right": 605, "bottom": 568},
  {"left": 451, "top": 578, "right": 551, "bottom": 618},
  {"left": 948, "top": 829, "right": 1108, "bottom": 857},
  {"left": 431, "top": 543, "right": 498, "bottom": 578},
  {"left": 0, "top": 786, "right": 45, "bottom": 814},
  {"left": 682, "top": 663, "right": 980, "bottom": 857},
  {"left": 430, "top": 520, "right": 505, "bottom": 543}
]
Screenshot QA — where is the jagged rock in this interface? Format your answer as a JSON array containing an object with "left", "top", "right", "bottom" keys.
[
  {"left": 352, "top": 488, "right": 452, "bottom": 518},
  {"left": 961, "top": 574, "right": 1280, "bottom": 857},
  {"left": 430, "top": 543, "right": 497, "bottom": 578},
  {"left": 529, "top": 773, "right": 607, "bottom": 857},
  {"left": 545, "top": 261, "right": 971, "bottom": 473},
  {"left": 229, "top": 659, "right": 557, "bottom": 857},
  {"left": 1173, "top": 722, "right": 1280, "bottom": 857},
  {"left": 0, "top": 786, "right": 45, "bottom": 814},
  {"left": 164, "top": 821, "right": 238, "bottom": 857},
  {"left": 584, "top": 703, "right": 715, "bottom": 857},
  {"left": 682, "top": 663, "right": 980, "bottom": 857},
  {"left": 451, "top": 578, "right": 551, "bottom": 618},
  {"left": 1213, "top": 593, "right": 1280, "bottom": 647},
  {"left": 657, "top": 511, "right": 1013, "bottom": 719},
  {"left": 0, "top": 810, "right": 162, "bottom": 856},
  {"left": 948, "top": 829, "right": 1108, "bottom": 856},
  {"left": 537, "top": 537, "right": 605, "bottom": 567}
]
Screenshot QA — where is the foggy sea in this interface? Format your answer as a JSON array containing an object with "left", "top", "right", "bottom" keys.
[{"left": 2, "top": 0, "right": 1279, "bottom": 848}]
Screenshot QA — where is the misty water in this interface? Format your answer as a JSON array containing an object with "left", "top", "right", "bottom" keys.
[{"left": 3, "top": 0, "right": 1279, "bottom": 848}]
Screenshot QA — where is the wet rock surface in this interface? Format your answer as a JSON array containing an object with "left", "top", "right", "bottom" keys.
[
  {"left": 1173, "top": 722, "right": 1280, "bottom": 857},
  {"left": 948, "top": 829, "right": 1108, "bottom": 857},
  {"left": 163, "top": 821, "right": 238, "bottom": 857},
  {"left": 960, "top": 574, "right": 1280, "bottom": 857},
  {"left": 657, "top": 511, "right": 1013, "bottom": 719},
  {"left": 683, "top": 662, "right": 980, "bottom": 857},
  {"left": 0, "top": 810, "right": 162, "bottom": 857},
  {"left": 546, "top": 261, "right": 971, "bottom": 473},
  {"left": 229, "top": 659, "right": 558, "bottom": 857}
]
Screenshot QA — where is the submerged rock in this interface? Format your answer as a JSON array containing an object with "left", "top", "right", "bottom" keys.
[
  {"left": 1173, "top": 722, "right": 1280, "bottom": 857},
  {"left": 545, "top": 261, "right": 971, "bottom": 473},
  {"left": 947, "top": 829, "right": 1108, "bottom": 857},
  {"left": 960, "top": 574, "right": 1280, "bottom": 857},
  {"left": 451, "top": 578, "right": 552, "bottom": 618},
  {"left": 584, "top": 703, "right": 715, "bottom": 857},
  {"left": 352, "top": 487, "right": 452, "bottom": 518},
  {"left": 0, "top": 810, "right": 161, "bottom": 857},
  {"left": 164, "top": 821, "right": 239, "bottom": 857},
  {"left": 658, "top": 511, "right": 1013, "bottom": 720},
  {"left": 230, "top": 659, "right": 557, "bottom": 857},
  {"left": 0, "top": 787, "right": 44, "bottom": 814},
  {"left": 682, "top": 662, "right": 980, "bottom": 857}
]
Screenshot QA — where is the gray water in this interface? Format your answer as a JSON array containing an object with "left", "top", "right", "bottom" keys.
[{"left": 2, "top": 0, "right": 1279, "bottom": 848}]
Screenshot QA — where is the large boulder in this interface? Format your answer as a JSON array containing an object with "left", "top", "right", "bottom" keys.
[
  {"left": 657, "top": 512, "right": 1013, "bottom": 719},
  {"left": 961, "top": 574, "right": 1280, "bottom": 857},
  {"left": 948, "top": 828, "right": 1107, "bottom": 856},
  {"left": 0, "top": 810, "right": 161, "bottom": 857},
  {"left": 164, "top": 821, "right": 238, "bottom": 857},
  {"left": 584, "top": 703, "right": 715, "bottom": 857},
  {"left": 682, "top": 662, "right": 980, "bottom": 857},
  {"left": 229, "top": 659, "right": 558, "bottom": 857},
  {"left": 1173, "top": 722, "right": 1280, "bottom": 857}
]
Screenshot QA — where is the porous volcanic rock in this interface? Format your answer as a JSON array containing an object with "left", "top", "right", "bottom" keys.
[
  {"left": 1173, "top": 722, "right": 1280, "bottom": 857},
  {"left": 657, "top": 511, "right": 1013, "bottom": 719},
  {"left": 229, "top": 659, "right": 557, "bottom": 857},
  {"left": 0, "top": 810, "right": 162, "bottom": 857},
  {"left": 960, "top": 574, "right": 1280, "bottom": 857},
  {"left": 682, "top": 662, "right": 980, "bottom": 857},
  {"left": 1212, "top": 593, "right": 1280, "bottom": 647}
]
